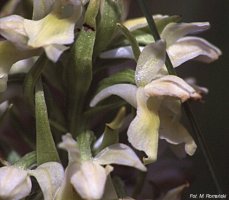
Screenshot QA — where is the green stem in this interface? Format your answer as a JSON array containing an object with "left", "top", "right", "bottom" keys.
[
  {"left": 136, "top": 0, "right": 222, "bottom": 193},
  {"left": 35, "top": 79, "right": 60, "bottom": 165},
  {"left": 77, "top": 131, "right": 94, "bottom": 161}
]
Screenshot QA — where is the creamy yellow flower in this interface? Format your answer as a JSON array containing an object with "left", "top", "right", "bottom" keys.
[
  {"left": 0, "top": 0, "right": 87, "bottom": 92},
  {"left": 57, "top": 133, "right": 146, "bottom": 200},
  {"left": 101, "top": 18, "right": 221, "bottom": 67},
  {"left": 0, "top": 162, "right": 64, "bottom": 200},
  {"left": 91, "top": 41, "right": 199, "bottom": 164}
]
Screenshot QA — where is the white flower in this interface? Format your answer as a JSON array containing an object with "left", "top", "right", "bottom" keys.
[
  {"left": 100, "top": 19, "right": 221, "bottom": 67},
  {"left": 91, "top": 41, "right": 199, "bottom": 164},
  {"left": 0, "top": 162, "right": 64, "bottom": 200},
  {"left": 0, "top": 0, "right": 86, "bottom": 92},
  {"left": 0, "top": 41, "right": 39, "bottom": 92},
  {"left": 56, "top": 133, "right": 146, "bottom": 200},
  {"left": 0, "top": 166, "right": 32, "bottom": 200}
]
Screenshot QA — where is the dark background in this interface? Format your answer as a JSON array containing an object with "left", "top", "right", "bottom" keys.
[{"left": 0, "top": 0, "right": 228, "bottom": 198}]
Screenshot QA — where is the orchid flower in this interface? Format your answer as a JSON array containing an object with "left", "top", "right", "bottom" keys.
[
  {"left": 91, "top": 40, "right": 200, "bottom": 164},
  {"left": 0, "top": 162, "right": 64, "bottom": 200},
  {"left": 56, "top": 133, "right": 146, "bottom": 200},
  {"left": 0, "top": 0, "right": 87, "bottom": 92},
  {"left": 100, "top": 16, "right": 221, "bottom": 68}
]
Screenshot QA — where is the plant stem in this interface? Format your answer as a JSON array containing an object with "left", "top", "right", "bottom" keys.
[{"left": 136, "top": 0, "right": 222, "bottom": 193}]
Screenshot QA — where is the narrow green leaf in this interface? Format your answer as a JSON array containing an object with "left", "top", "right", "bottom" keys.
[
  {"left": 23, "top": 54, "right": 47, "bottom": 108},
  {"left": 35, "top": 79, "right": 59, "bottom": 165},
  {"left": 117, "top": 23, "right": 141, "bottom": 61},
  {"left": 66, "top": 0, "right": 100, "bottom": 136},
  {"left": 94, "top": 0, "right": 122, "bottom": 55},
  {"left": 97, "top": 69, "right": 135, "bottom": 92}
]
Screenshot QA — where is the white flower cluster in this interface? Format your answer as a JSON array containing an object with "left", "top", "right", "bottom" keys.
[{"left": 0, "top": 1, "right": 221, "bottom": 200}]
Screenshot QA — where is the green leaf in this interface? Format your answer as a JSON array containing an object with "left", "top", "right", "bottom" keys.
[
  {"left": 94, "top": 0, "right": 122, "bottom": 55},
  {"left": 35, "top": 79, "right": 60, "bottom": 165},
  {"left": 93, "top": 107, "right": 126, "bottom": 154},
  {"left": 134, "top": 30, "right": 154, "bottom": 45},
  {"left": 117, "top": 23, "right": 141, "bottom": 61},
  {"left": 14, "top": 151, "right": 37, "bottom": 169},
  {"left": 23, "top": 54, "right": 47, "bottom": 108},
  {"left": 97, "top": 69, "right": 135, "bottom": 92},
  {"left": 66, "top": 0, "right": 100, "bottom": 136}
]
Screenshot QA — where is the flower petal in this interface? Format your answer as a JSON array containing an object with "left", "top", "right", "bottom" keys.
[
  {"left": 28, "top": 162, "right": 65, "bottom": 200},
  {"left": 100, "top": 46, "right": 144, "bottom": 60},
  {"left": 0, "top": 41, "right": 40, "bottom": 92},
  {"left": 161, "top": 22, "right": 210, "bottom": 46},
  {"left": 24, "top": 1, "right": 82, "bottom": 61},
  {"left": 55, "top": 163, "right": 83, "bottom": 200},
  {"left": 185, "top": 77, "right": 209, "bottom": 96},
  {"left": 58, "top": 133, "right": 81, "bottom": 163},
  {"left": 90, "top": 84, "right": 137, "bottom": 108},
  {"left": 123, "top": 15, "right": 171, "bottom": 32},
  {"left": 24, "top": 15, "right": 74, "bottom": 48},
  {"left": 94, "top": 143, "right": 146, "bottom": 171},
  {"left": 127, "top": 88, "right": 160, "bottom": 164},
  {"left": 159, "top": 111, "right": 197, "bottom": 156},
  {"left": 0, "top": 166, "right": 31, "bottom": 200},
  {"left": 0, "top": 15, "right": 28, "bottom": 49},
  {"left": 71, "top": 161, "right": 109, "bottom": 200},
  {"left": 9, "top": 57, "right": 38, "bottom": 75},
  {"left": 44, "top": 44, "right": 69, "bottom": 62},
  {"left": 144, "top": 75, "right": 201, "bottom": 102},
  {"left": 168, "top": 36, "right": 222, "bottom": 67},
  {"left": 135, "top": 40, "right": 166, "bottom": 86}
]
